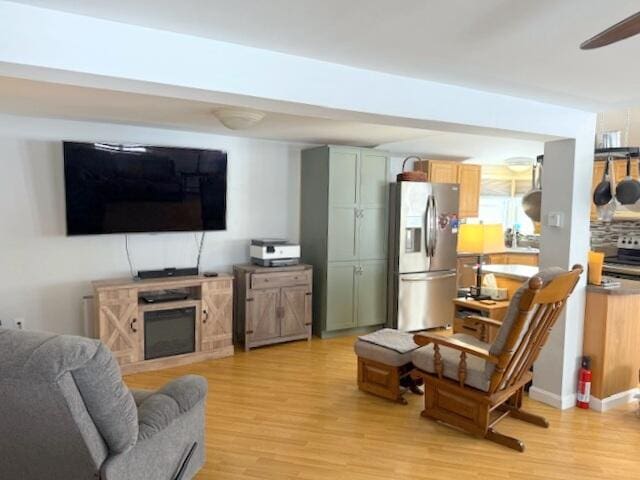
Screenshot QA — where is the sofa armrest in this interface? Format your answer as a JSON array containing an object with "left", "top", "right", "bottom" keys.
[{"left": 137, "top": 375, "right": 208, "bottom": 441}]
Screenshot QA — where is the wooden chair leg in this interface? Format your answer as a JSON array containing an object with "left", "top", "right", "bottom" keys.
[
  {"left": 500, "top": 406, "right": 549, "bottom": 428},
  {"left": 485, "top": 429, "right": 525, "bottom": 452}
]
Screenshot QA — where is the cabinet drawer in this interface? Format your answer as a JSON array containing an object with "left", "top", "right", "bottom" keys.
[
  {"left": 251, "top": 270, "right": 311, "bottom": 289},
  {"left": 453, "top": 317, "right": 486, "bottom": 341}
]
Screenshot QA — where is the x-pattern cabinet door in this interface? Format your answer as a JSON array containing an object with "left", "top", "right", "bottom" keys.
[
  {"left": 201, "top": 279, "right": 233, "bottom": 352},
  {"left": 246, "top": 288, "right": 280, "bottom": 342},
  {"left": 280, "top": 286, "right": 311, "bottom": 337},
  {"left": 97, "top": 288, "right": 139, "bottom": 366}
]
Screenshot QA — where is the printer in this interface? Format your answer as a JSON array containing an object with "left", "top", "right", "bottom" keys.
[{"left": 250, "top": 239, "right": 301, "bottom": 267}]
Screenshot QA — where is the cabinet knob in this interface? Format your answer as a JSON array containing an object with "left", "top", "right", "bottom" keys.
[
  {"left": 305, "top": 322, "right": 312, "bottom": 326},
  {"left": 130, "top": 318, "right": 138, "bottom": 333},
  {"left": 202, "top": 310, "right": 208, "bottom": 324},
  {"left": 246, "top": 330, "right": 254, "bottom": 335}
]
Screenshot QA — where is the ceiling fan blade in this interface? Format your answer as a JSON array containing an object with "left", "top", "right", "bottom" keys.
[{"left": 581, "top": 11, "right": 640, "bottom": 49}]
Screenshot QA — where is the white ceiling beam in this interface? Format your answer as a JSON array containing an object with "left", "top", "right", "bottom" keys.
[{"left": 0, "top": 1, "right": 594, "bottom": 141}]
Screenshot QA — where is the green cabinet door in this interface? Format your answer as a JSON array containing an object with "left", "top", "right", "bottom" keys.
[
  {"left": 359, "top": 150, "right": 388, "bottom": 206},
  {"left": 328, "top": 148, "right": 359, "bottom": 262},
  {"left": 356, "top": 261, "right": 387, "bottom": 327},
  {"left": 328, "top": 207, "right": 357, "bottom": 261},
  {"left": 357, "top": 150, "right": 388, "bottom": 260},
  {"left": 329, "top": 148, "right": 359, "bottom": 205},
  {"left": 358, "top": 207, "right": 387, "bottom": 260},
  {"left": 326, "top": 263, "right": 356, "bottom": 331}
]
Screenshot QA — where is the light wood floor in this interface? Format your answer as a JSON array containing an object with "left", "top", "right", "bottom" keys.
[{"left": 125, "top": 336, "right": 640, "bottom": 480}]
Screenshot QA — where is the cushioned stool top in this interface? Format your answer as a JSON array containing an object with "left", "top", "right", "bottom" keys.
[{"left": 354, "top": 329, "right": 419, "bottom": 367}]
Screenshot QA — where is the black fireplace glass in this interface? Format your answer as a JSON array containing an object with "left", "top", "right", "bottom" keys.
[{"left": 144, "top": 307, "right": 196, "bottom": 360}]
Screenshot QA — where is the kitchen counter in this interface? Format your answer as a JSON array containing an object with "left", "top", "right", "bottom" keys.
[
  {"left": 481, "top": 264, "right": 539, "bottom": 281},
  {"left": 506, "top": 247, "right": 540, "bottom": 254},
  {"left": 457, "top": 247, "right": 539, "bottom": 258},
  {"left": 587, "top": 279, "right": 640, "bottom": 296}
]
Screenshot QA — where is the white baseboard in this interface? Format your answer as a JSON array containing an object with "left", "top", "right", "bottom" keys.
[
  {"left": 590, "top": 388, "right": 639, "bottom": 412},
  {"left": 528, "top": 386, "right": 576, "bottom": 410}
]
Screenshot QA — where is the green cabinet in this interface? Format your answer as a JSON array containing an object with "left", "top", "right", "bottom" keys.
[
  {"left": 326, "top": 263, "right": 357, "bottom": 331},
  {"left": 356, "top": 260, "right": 387, "bottom": 327},
  {"left": 301, "top": 146, "right": 389, "bottom": 337}
]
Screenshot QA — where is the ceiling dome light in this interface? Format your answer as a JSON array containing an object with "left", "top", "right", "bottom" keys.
[
  {"left": 505, "top": 157, "right": 533, "bottom": 173},
  {"left": 212, "top": 108, "right": 265, "bottom": 130}
]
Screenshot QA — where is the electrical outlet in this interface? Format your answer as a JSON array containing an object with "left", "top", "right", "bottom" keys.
[
  {"left": 0, "top": 318, "right": 14, "bottom": 329},
  {"left": 0, "top": 318, "right": 23, "bottom": 329}
]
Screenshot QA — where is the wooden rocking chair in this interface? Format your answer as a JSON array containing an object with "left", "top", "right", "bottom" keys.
[{"left": 411, "top": 265, "right": 583, "bottom": 452}]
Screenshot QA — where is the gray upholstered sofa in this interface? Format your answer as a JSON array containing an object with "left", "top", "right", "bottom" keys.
[{"left": 0, "top": 327, "right": 207, "bottom": 480}]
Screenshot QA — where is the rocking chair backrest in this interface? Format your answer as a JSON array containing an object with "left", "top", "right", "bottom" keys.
[{"left": 485, "top": 265, "right": 583, "bottom": 394}]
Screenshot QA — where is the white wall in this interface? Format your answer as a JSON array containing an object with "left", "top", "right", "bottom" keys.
[{"left": 0, "top": 114, "right": 302, "bottom": 336}]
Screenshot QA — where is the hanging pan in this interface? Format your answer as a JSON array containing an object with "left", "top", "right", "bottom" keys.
[
  {"left": 593, "top": 156, "right": 614, "bottom": 206},
  {"left": 615, "top": 154, "right": 640, "bottom": 205},
  {"left": 522, "top": 160, "right": 542, "bottom": 222}
]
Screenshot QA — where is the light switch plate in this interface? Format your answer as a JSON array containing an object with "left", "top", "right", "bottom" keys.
[{"left": 546, "top": 212, "right": 564, "bottom": 228}]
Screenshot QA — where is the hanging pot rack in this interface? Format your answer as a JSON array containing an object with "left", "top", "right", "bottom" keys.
[{"left": 594, "top": 147, "right": 640, "bottom": 159}]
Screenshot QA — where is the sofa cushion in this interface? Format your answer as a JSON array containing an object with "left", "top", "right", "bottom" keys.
[
  {"left": 412, "top": 334, "right": 490, "bottom": 391},
  {"left": 0, "top": 328, "right": 98, "bottom": 381},
  {"left": 137, "top": 375, "right": 208, "bottom": 441},
  {"left": 72, "top": 342, "right": 139, "bottom": 454},
  {"left": 354, "top": 340, "right": 414, "bottom": 367},
  {"left": 0, "top": 328, "right": 138, "bottom": 454},
  {"left": 485, "top": 267, "right": 565, "bottom": 380}
]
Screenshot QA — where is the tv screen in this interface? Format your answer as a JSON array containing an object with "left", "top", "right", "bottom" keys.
[{"left": 63, "top": 142, "right": 227, "bottom": 235}]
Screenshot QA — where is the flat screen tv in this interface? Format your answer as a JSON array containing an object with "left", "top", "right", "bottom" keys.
[{"left": 63, "top": 142, "right": 227, "bottom": 235}]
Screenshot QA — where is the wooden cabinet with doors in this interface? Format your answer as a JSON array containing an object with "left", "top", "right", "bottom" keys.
[
  {"left": 457, "top": 164, "right": 482, "bottom": 218},
  {"left": 201, "top": 279, "right": 234, "bottom": 352},
  {"left": 301, "top": 146, "right": 389, "bottom": 337},
  {"left": 233, "top": 264, "right": 312, "bottom": 350},
  {"left": 414, "top": 159, "right": 481, "bottom": 218},
  {"left": 93, "top": 274, "right": 233, "bottom": 374},
  {"left": 325, "top": 260, "right": 387, "bottom": 332}
]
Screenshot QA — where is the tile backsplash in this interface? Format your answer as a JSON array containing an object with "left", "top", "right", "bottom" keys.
[{"left": 591, "top": 220, "right": 640, "bottom": 249}]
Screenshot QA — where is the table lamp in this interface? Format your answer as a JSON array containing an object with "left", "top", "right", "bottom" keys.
[{"left": 457, "top": 223, "right": 506, "bottom": 299}]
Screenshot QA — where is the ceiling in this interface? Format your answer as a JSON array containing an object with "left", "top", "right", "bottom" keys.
[
  {"left": 0, "top": 76, "right": 543, "bottom": 162},
  {"left": 9, "top": 0, "right": 640, "bottom": 110},
  {"left": 0, "top": 76, "right": 439, "bottom": 146},
  {"left": 379, "top": 134, "right": 543, "bottom": 165}
]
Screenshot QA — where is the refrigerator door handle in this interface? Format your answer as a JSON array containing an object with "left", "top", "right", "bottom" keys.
[
  {"left": 424, "top": 196, "right": 431, "bottom": 257},
  {"left": 431, "top": 195, "right": 438, "bottom": 256},
  {"left": 400, "top": 272, "right": 456, "bottom": 282}
]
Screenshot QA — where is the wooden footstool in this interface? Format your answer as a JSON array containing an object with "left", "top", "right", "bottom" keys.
[{"left": 354, "top": 329, "right": 423, "bottom": 404}]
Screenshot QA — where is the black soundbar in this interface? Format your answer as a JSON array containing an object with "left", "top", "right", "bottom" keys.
[{"left": 137, "top": 267, "right": 199, "bottom": 280}]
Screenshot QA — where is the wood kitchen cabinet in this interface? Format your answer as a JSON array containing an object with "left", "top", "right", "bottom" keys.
[
  {"left": 583, "top": 288, "right": 640, "bottom": 405},
  {"left": 301, "top": 146, "right": 389, "bottom": 338},
  {"left": 414, "top": 159, "right": 481, "bottom": 218},
  {"left": 457, "top": 164, "right": 482, "bottom": 218},
  {"left": 233, "top": 264, "right": 312, "bottom": 350}
]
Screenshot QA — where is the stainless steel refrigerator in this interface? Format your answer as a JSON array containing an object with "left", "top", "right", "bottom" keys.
[{"left": 387, "top": 181, "right": 459, "bottom": 331}]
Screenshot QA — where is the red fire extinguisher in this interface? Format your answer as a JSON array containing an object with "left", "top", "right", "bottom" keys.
[{"left": 577, "top": 356, "right": 592, "bottom": 409}]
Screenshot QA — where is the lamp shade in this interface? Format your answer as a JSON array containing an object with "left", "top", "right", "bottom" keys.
[{"left": 457, "top": 223, "right": 505, "bottom": 254}]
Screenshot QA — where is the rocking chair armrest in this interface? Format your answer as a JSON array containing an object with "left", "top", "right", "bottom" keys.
[
  {"left": 413, "top": 332, "right": 499, "bottom": 364},
  {"left": 465, "top": 315, "right": 503, "bottom": 329}
]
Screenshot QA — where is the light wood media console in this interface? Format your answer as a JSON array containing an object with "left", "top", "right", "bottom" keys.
[{"left": 93, "top": 274, "right": 233, "bottom": 374}]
